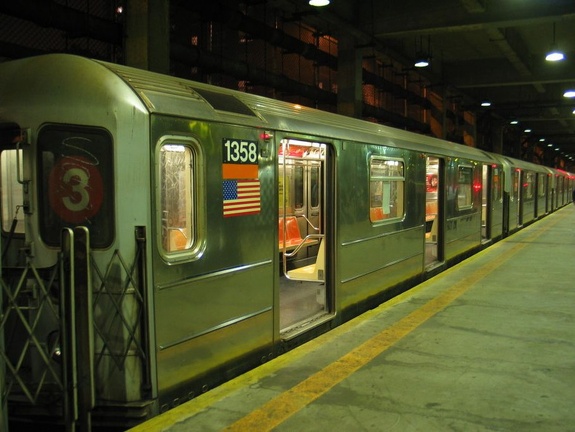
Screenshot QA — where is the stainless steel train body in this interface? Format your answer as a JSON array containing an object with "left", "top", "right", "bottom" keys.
[{"left": 0, "top": 54, "right": 572, "bottom": 429}]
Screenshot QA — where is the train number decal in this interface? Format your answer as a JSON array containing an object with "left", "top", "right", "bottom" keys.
[
  {"left": 48, "top": 156, "right": 104, "bottom": 223},
  {"left": 222, "top": 138, "right": 259, "bottom": 181},
  {"left": 223, "top": 139, "right": 258, "bottom": 164}
]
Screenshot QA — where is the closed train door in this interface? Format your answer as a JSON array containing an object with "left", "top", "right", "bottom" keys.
[
  {"left": 481, "top": 164, "right": 492, "bottom": 241},
  {"left": 425, "top": 156, "right": 444, "bottom": 268},
  {"left": 278, "top": 138, "right": 333, "bottom": 339}
]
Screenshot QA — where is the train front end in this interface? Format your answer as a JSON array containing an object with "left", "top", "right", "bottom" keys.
[{"left": 0, "top": 55, "right": 155, "bottom": 429}]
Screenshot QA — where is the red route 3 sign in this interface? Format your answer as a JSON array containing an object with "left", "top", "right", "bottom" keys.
[{"left": 48, "top": 156, "right": 104, "bottom": 223}]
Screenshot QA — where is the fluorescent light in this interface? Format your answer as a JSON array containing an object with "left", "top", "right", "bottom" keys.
[
  {"left": 546, "top": 50, "right": 565, "bottom": 62},
  {"left": 414, "top": 59, "right": 429, "bottom": 68},
  {"left": 481, "top": 101, "right": 491, "bottom": 107},
  {"left": 309, "top": 0, "right": 330, "bottom": 6},
  {"left": 564, "top": 90, "right": 575, "bottom": 98}
]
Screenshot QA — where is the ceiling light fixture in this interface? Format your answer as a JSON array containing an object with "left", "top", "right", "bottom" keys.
[
  {"left": 564, "top": 90, "right": 575, "bottom": 98},
  {"left": 309, "top": 0, "right": 330, "bottom": 6},
  {"left": 414, "top": 57, "right": 430, "bottom": 68},
  {"left": 414, "top": 36, "right": 431, "bottom": 68},
  {"left": 481, "top": 101, "right": 491, "bottom": 107},
  {"left": 545, "top": 23, "right": 565, "bottom": 62}
]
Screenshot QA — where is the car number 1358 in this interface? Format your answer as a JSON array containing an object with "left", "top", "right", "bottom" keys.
[{"left": 223, "top": 139, "right": 258, "bottom": 164}]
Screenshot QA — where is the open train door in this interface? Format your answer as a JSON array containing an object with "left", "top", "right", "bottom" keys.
[
  {"left": 425, "top": 156, "right": 444, "bottom": 269},
  {"left": 481, "top": 164, "right": 492, "bottom": 242},
  {"left": 278, "top": 138, "right": 333, "bottom": 339}
]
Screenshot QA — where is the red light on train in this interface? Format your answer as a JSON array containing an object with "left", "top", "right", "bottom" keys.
[{"left": 473, "top": 182, "right": 482, "bottom": 193}]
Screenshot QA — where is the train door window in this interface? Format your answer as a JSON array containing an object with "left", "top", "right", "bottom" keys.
[
  {"left": 310, "top": 165, "right": 320, "bottom": 209},
  {"left": 38, "top": 125, "right": 114, "bottom": 248},
  {"left": 1, "top": 149, "right": 24, "bottom": 234},
  {"left": 369, "top": 158, "right": 405, "bottom": 222},
  {"left": 456, "top": 166, "right": 473, "bottom": 210},
  {"left": 524, "top": 172, "right": 534, "bottom": 199},
  {"left": 159, "top": 141, "right": 197, "bottom": 255},
  {"left": 293, "top": 164, "right": 304, "bottom": 212},
  {"left": 493, "top": 167, "right": 502, "bottom": 202},
  {"left": 537, "top": 174, "right": 546, "bottom": 199}
]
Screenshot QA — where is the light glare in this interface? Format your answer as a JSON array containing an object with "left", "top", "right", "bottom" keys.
[{"left": 309, "top": 0, "right": 330, "bottom": 6}]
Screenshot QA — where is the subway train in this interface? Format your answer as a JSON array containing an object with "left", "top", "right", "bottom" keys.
[{"left": 0, "top": 54, "right": 572, "bottom": 429}]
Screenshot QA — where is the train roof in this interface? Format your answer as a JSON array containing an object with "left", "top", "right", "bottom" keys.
[
  {"left": 0, "top": 54, "right": 569, "bottom": 176},
  {"left": 94, "top": 57, "right": 500, "bottom": 163}
]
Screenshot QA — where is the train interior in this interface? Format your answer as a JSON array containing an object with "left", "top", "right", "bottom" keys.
[
  {"left": 278, "top": 139, "right": 330, "bottom": 338},
  {"left": 425, "top": 157, "right": 442, "bottom": 268},
  {"left": 0, "top": 128, "right": 26, "bottom": 268}
]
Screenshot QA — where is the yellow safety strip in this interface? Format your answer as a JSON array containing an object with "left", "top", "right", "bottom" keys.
[{"left": 224, "top": 212, "right": 563, "bottom": 431}]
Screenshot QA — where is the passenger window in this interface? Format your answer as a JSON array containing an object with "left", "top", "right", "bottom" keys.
[
  {"left": 160, "top": 143, "right": 195, "bottom": 253},
  {"left": 1, "top": 149, "right": 24, "bottom": 234},
  {"left": 457, "top": 166, "right": 473, "bottom": 210},
  {"left": 369, "top": 158, "right": 404, "bottom": 222}
]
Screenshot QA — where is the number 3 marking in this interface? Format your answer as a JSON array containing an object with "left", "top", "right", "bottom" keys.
[
  {"left": 62, "top": 167, "right": 90, "bottom": 211},
  {"left": 48, "top": 156, "right": 104, "bottom": 223}
]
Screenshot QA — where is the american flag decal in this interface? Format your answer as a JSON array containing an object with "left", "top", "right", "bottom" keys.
[{"left": 223, "top": 179, "right": 261, "bottom": 217}]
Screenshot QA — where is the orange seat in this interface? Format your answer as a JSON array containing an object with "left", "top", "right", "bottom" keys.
[
  {"left": 370, "top": 207, "right": 387, "bottom": 221},
  {"left": 279, "top": 216, "right": 304, "bottom": 249}
]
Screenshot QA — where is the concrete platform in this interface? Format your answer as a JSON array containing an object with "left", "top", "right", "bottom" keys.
[{"left": 131, "top": 206, "right": 575, "bottom": 432}]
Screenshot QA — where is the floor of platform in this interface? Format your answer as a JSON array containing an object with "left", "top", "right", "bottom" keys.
[{"left": 131, "top": 206, "right": 575, "bottom": 432}]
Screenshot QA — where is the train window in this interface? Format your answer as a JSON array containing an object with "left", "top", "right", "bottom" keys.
[
  {"left": 1, "top": 149, "right": 25, "bottom": 234},
  {"left": 457, "top": 166, "right": 473, "bottom": 210},
  {"left": 537, "top": 174, "right": 546, "bottom": 198},
  {"left": 369, "top": 158, "right": 404, "bottom": 222},
  {"left": 294, "top": 165, "right": 304, "bottom": 210},
  {"left": 38, "top": 125, "right": 114, "bottom": 248},
  {"left": 310, "top": 165, "right": 320, "bottom": 208},
  {"left": 492, "top": 167, "right": 502, "bottom": 202},
  {"left": 160, "top": 143, "right": 195, "bottom": 253},
  {"left": 524, "top": 172, "right": 535, "bottom": 199}
]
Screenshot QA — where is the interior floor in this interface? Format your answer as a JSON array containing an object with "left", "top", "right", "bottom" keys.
[{"left": 279, "top": 276, "right": 326, "bottom": 331}]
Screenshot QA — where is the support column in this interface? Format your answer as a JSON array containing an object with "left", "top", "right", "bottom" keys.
[
  {"left": 492, "top": 124, "right": 504, "bottom": 155},
  {"left": 337, "top": 36, "right": 363, "bottom": 119},
  {"left": 125, "top": 0, "right": 170, "bottom": 74}
]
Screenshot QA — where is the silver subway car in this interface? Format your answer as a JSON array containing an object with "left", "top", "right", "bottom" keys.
[{"left": 0, "top": 54, "right": 572, "bottom": 429}]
